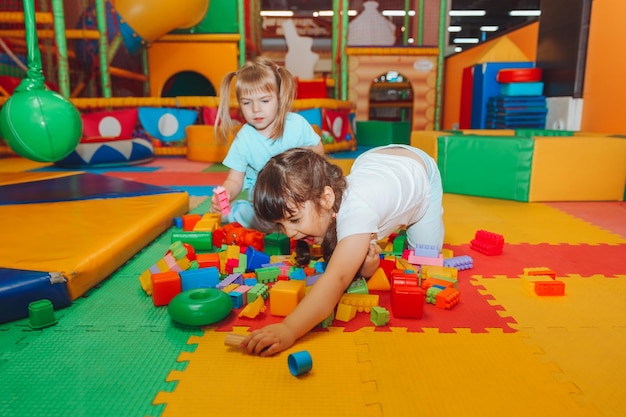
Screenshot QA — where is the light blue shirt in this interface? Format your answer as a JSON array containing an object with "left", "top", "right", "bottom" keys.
[{"left": 222, "top": 112, "right": 321, "bottom": 193}]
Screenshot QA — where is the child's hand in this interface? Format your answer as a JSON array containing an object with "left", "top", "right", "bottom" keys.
[
  {"left": 241, "top": 323, "right": 296, "bottom": 356},
  {"left": 359, "top": 241, "right": 381, "bottom": 278},
  {"left": 210, "top": 188, "right": 230, "bottom": 213}
]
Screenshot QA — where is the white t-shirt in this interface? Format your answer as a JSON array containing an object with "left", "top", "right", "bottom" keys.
[
  {"left": 336, "top": 146, "right": 431, "bottom": 242},
  {"left": 223, "top": 112, "right": 321, "bottom": 192}
]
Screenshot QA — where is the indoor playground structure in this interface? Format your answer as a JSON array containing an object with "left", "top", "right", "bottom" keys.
[{"left": 1, "top": 0, "right": 626, "bottom": 416}]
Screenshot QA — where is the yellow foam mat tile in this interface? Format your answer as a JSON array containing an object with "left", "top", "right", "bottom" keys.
[
  {"left": 354, "top": 327, "right": 601, "bottom": 417},
  {"left": 470, "top": 274, "right": 626, "bottom": 329},
  {"left": 0, "top": 193, "right": 188, "bottom": 299},
  {"left": 153, "top": 327, "right": 369, "bottom": 417},
  {"left": 518, "top": 326, "right": 626, "bottom": 417},
  {"left": 443, "top": 194, "right": 626, "bottom": 245}
]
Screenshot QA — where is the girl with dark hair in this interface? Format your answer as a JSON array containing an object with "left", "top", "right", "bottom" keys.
[{"left": 243, "top": 145, "right": 444, "bottom": 355}]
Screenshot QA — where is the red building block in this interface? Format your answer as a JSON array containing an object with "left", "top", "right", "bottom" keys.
[
  {"left": 391, "top": 285, "right": 425, "bottom": 319},
  {"left": 470, "top": 230, "right": 504, "bottom": 255},
  {"left": 151, "top": 271, "right": 182, "bottom": 306}
]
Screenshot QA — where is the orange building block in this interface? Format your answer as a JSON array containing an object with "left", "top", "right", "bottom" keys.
[
  {"left": 435, "top": 287, "right": 460, "bottom": 309},
  {"left": 269, "top": 280, "right": 306, "bottom": 317},
  {"left": 151, "top": 271, "right": 181, "bottom": 306}
]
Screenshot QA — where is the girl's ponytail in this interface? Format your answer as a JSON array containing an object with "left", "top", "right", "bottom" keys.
[{"left": 215, "top": 71, "right": 237, "bottom": 143}]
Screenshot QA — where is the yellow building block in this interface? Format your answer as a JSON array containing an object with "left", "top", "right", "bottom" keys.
[
  {"left": 421, "top": 265, "right": 459, "bottom": 280},
  {"left": 269, "top": 280, "right": 306, "bottom": 317},
  {"left": 340, "top": 293, "right": 380, "bottom": 313},
  {"left": 529, "top": 136, "right": 626, "bottom": 201},
  {"left": 366, "top": 268, "right": 391, "bottom": 291},
  {"left": 334, "top": 303, "right": 357, "bottom": 322}
]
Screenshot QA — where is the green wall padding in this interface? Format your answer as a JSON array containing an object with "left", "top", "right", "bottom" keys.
[{"left": 437, "top": 135, "right": 534, "bottom": 201}]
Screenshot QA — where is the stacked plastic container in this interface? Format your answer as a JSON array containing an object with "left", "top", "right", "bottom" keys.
[{"left": 486, "top": 68, "right": 548, "bottom": 129}]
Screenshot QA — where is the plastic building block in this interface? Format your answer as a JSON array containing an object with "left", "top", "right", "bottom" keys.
[
  {"left": 370, "top": 306, "right": 390, "bottom": 326},
  {"left": 181, "top": 213, "right": 202, "bottom": 231},
  {"left": 139, "top": 242, "right": 194, "bottom": 295},
  {"left": 391, "top": 285, "right": 424, "bottom": 319},
  {"left": 334, "top": 303, "right": 357, "bottom": 322},
  {"left": 224, "top": 332, "right": 246, "bottom": 347},
  {"left": 366, "top": 268, "right": 391, "bottom": 291},
  {"left": 216, "top": 273, "right": 243, "bottom": 290},
  {"left": 319, "top": 310, "right": 335, "bottom": 328},
  {"left": 422, "top": 277, "right": 456, "bottom": 290},
  {"left": 151, "top": 271, "right": 182, "bottom": 306},
  {"left": 470, "top": 230, "right": 504, "bottom": 255},
  {"left": 421, "top": 265, "right": 458, "bottom": 280},
  {"left": 288, "top": 350, "right": 313, "bottom": 376},
  {"left": 443, "top": 255, "right": 473, "bottom": 270},
  {"left": 180, "top": 267, "right": 220, "bottom": 291},
  {"left": 435, "top": 287, "right": 460, "bottom": 309},
  {"left": 346, "top": 277, "right": 369, "bottom": 294},
  {"left": 193, "top": 212, "right": 221, "bottom": 231},
  {"left": 239, "top": 296, "right": 266, "bottom": 318},
  {"left": 270, "top": 280, "right": 306, "bottom": 316},
  {"left": 28, "top": 299, "right": 57, "bottom": 329},
  {"left": 171, "top": 231, "right": 214, "bottom": 250},
  {"left": 523, "top": 267, "right": 556, "bottom": 279},
  {"left": 339, "top": 293, "right": 379, "bottom": 313},
  {"left": 425, "top": 285, "right": 445, "bottom": 304},
  {"left": 196, "top": 253, "right": 221, "bottom": 269},
  {"left": 255, "top": 266, "right": 281, "bottom": 283},
  {"left": 168, "top": 288, "right": 233, "bottom": 326},
  {"left": 264, "top": 233, "right": 291, "bottom": 256},
  {"left": 213, "top": 186, "right": 231, "bottom": 215},
  {"left": 407, "top": 252, "right": 444, "bottom": 267},
  {"left": 534, "top": 280, "right": 565, "bottom": 296},
  {"left": 412, "top": 244, "right": 439, "bottom": 258},
  {"left": 391, "top": 269, "right": 420, "bottom": 288},
  {"left": 306, "top": 273, "right": 322, "bottom": 286},
  {"left": 392, "top": 233, "right": 407, "bottom": 255},
  {"left": 289, "top": 268, "right": 307, "bottom": 280},
  {"left": 246, "top": 247, "right": 271, "bottom": 271},
  {"left": 247, "top": 283, "right": 269, "bottom": 303}
]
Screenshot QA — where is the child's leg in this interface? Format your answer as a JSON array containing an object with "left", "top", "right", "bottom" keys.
[
  {"left": 226, "top": 199, "right": 257, "bottom": 229},
  {"left": 406, "top": 150, "right": 444, "bottom": 251}
]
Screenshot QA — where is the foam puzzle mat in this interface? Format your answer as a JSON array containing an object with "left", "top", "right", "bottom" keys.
[{"left": 0, "top": 155, "right": 625, "bottom": 417}]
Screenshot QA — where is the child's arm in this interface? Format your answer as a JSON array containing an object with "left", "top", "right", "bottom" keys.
[
  {"left": 241, "top": 232, "right": 372, "bottom": 356},
  {"left": 359, "top": 240, "right": 381, "bottom": 278},
  {"left": 210, "top": 169, "right": 245, "bottom": 213},
  {"left": 307, "top": 141, "right": 325, "bottom": 156}
]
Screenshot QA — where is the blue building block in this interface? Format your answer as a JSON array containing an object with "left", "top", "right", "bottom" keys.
[{"left": 180, "top": 267, "right": 220, "bottom": 291}]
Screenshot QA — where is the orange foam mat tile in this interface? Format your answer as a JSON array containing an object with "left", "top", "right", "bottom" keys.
[
  {"left": 153, "top": 327, "right": 369, "bottom": 417},
  {"left": 470, "top": 274, "right": 626, "bottom": 329},
  {"left": 354, "top": 327, "right": 602, "bottom": 417},
  {"left": 443, "top": 194, "right": 626, "bottom": 245},
  {"left": 0, "top": 156, "right": 51, "bottom": 173},
  {"left": 0, "top": 171, "right": 79, "bottom": 186},
  {"left": 0, "top": 193, "right": 188, "bottom": 299}
]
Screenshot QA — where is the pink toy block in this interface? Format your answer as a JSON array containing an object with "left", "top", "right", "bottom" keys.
[
  {"left": 214, "top": 186, "right": 231, "bottom": 215},
  {"left": 407, "top": 252, "right": 444, "bottom": 266}
]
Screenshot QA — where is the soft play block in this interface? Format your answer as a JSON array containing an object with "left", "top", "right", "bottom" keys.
[
  {"left": 411, "top": 130, "right": 516, "bottom": 163},
  {"left": 356, "top": 121, "right": 410, "bottom": 146},
  {"left": 186, "top": 125, "right": 233, "bottom": 163},
  {"left": 471, "top": 62, "right": 534, "bottom": 129},
  {"left": 437, "top": 135, "right": 534, "bottom": 201},
  {"left": 528, "top": 136, "right": 626, "bottom": 201},
  {"left": 0, "top": 268, "right": 71, "bottom": 324}
]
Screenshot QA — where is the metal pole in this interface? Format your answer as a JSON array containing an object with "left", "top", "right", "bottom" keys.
[
  {"left": 434, "top": 0, "right": 447, "bottom": 130},
  {"left": 94, "top": 0, "right": 112, "bottom": 98},
  {"left": 50, "top": 0, "right": 70, "bottom": 97}
]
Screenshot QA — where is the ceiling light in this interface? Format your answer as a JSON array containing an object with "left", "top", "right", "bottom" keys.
[
  {"left": 260, "top": 10, "right": 294, "bottom": 17},
  {"left": 454, "top": 46, "right": 463, "bottom": 52},
  {"left": 480, "top": 26, "right": 499, "bottom": 32},
  {"left": 449, "top": 10, "right": 486, "bottom": 17},
  {"left": 453, "top": 38, "right": 479, "bottom": 44},
  {"left": 315, "top": 10, "right": 357, "bottom": 17},
  {"left": 509, "top": 10, "right": 541, "bottom": 16},
  {"left": 382, "top": 10, "right": 416, "bottom": 17},
  {"left": 448, "top": 26, "right": 462, "bottom": 32}
]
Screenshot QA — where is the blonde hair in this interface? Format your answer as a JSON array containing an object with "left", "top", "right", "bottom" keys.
[{"left": 215, "top": 57, "right": 296, "bottom": 142}]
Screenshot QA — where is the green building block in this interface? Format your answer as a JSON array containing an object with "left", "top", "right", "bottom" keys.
[
  {"left": 355, "top": 121, "right": 410, "bottom": 146},
  {"left": 437, "top": 135, "right": 533, "bottom": 201},
  {"left": 370, "top": 306, "right": 390, "bottom": 326},
  {"left": 255, "top": 266, "right": 280, "bottom": 284},
  {"left": 264, "top": 233, "right": 291, "bottom": 256}
]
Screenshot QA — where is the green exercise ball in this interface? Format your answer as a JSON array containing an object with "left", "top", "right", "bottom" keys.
[{"left": 0, "top": 88, "right": 82, "bottom": 163}]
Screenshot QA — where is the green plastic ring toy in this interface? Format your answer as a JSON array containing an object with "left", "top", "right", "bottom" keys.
[{"left": 168, "top": 288, "right": 233, "bottom": 326}]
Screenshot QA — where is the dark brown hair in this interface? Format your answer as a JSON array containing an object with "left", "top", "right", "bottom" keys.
[
  {"left": 253, "top": 148, "right": 347, "bottom": 261},
  {"left": 215, "top": 57, "right": 296, "bottom": 142}
]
